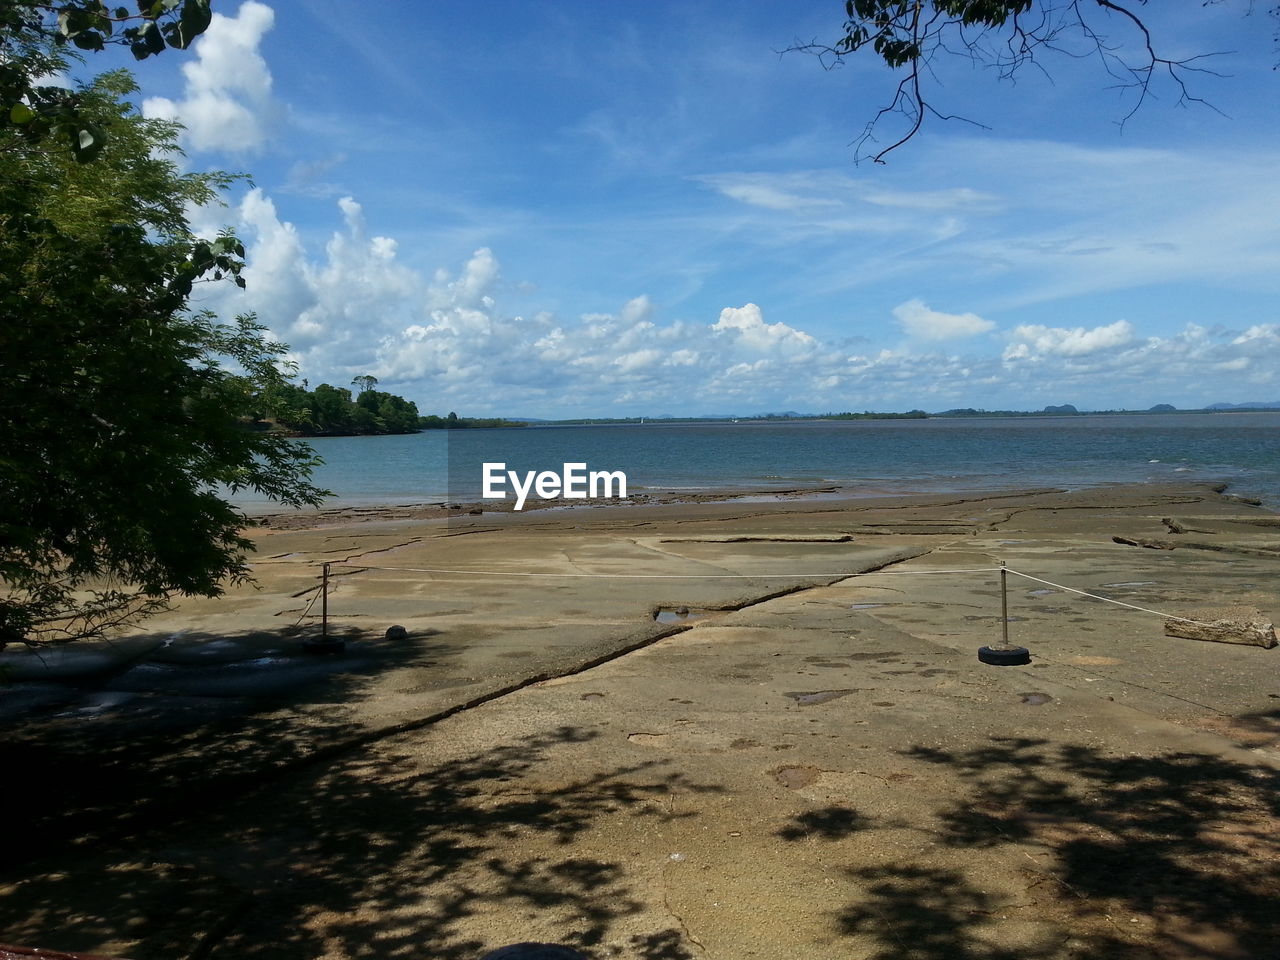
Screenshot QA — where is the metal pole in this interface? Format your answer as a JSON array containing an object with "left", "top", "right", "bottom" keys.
[
  {"left": 999, "top": 561, "right": 1009, "bottom": 649},
  {"left": 321, "top": 561, "right": 330, "bottom": 639},
  {"left": 978, "top": 560, "right": 1028, "bottom": 665}
]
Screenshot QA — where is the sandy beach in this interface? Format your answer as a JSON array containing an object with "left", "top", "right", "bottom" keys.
[{"left": 1, "top": 482, "right": 1278, "bottom": 960}]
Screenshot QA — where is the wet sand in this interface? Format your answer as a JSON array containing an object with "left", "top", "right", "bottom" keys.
[{"left": 1, "top": 482, "right": 1278, "bottom": 959}]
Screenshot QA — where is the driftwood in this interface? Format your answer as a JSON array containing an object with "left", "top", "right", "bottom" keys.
[
  {"left": 1165, "top": 606, "right": 1277, "bottom": 649},
  {"left": 1113, "top": 535, "right": 1174, "bottom": 550},
  {"left": 1114, "top": 535, "right": 1280, "bottom": 559}
]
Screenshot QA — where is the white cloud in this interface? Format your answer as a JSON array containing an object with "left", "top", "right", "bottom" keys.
[
  {"left": 195, "top": 177, "right": 1280, "bottom": 416},
  {"left": 863, "top": 187, "right": 999, "bottom": 213},
  {"left": 893, "top": 299, "right": 995, "bottom": 341},
  {"left": 712, "top": 303, "right": 815, "bottom": 351},
  {"left": 1004, "top": 320, "right": 1136, "bottom": 359},
  {"left": 143, "top": 1, "right": 279, "bottom": 153},
  {"left": 197, "top": 189, "right": 419, "bottom": 378}
]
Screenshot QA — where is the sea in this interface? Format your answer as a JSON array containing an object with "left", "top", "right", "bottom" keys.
[{"left": 231, "top": 413, "right": 1280, "bottom": 513}]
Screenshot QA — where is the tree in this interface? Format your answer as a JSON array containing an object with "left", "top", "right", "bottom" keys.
[
  {"left": 2, "top": 0, "right": 216, "bottom": 162},
  {"left": 351, "top": 374, "right": 378, "bottom": 395},
  {"left": 0, "top": 65, "right": 328, "bottom": 648},
  {"left": 792, "top": 1, "right": 1272, "bottom": 163}
]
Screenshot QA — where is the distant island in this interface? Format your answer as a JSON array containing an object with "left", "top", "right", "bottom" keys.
[
  {"left": 541, "top": 403, "right": 1280, "bottom": 425},
  {"left": 419, "top": 412, "right": 527, "bottom": 430},
  {"left": 250, "top": 386, "right": 1280, "bottom": 435}
]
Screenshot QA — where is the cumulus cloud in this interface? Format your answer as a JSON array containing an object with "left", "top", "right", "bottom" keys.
[
  {"left": 197, "top": 189, "right": 419, "bottom": 377},
  {"left": 893, "top": 299, "right": 995, "bottom": 341},
  {"left": 1003, "top": 320, "right": 1136, "bottom": 360},
  {"left": 143, "top": 1, "right": 279, "bottom": 153},
  {"left": 712, "top": 303, "right": 815, "bottom": 352}
]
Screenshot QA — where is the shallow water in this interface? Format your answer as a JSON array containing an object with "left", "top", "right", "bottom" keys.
[{"left": 234, "top": 412, "right": 1280, "bottom": 512}]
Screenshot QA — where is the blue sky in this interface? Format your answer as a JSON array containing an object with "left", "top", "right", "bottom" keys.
[{"left": 112, "top": 1, "right": 1280, "bottom": 416}]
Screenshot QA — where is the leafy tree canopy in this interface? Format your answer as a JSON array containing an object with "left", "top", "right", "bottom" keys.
[
  {"left": 263, "top": 380, "right": 422, "bottom": 436},
  {"left": 2, "top": 0, "right": 215, "bottom": 161},
  {"left": 0, "top": 61, "right": 328, "bottom": 648}
]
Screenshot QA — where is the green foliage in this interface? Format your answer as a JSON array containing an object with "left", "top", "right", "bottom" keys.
[
  {"left": 265, "top": 380, "right": 422, "bottom": 436},
  {"left": 839, "top": 1, "right": 1030, "bottom": 67},
  {"left": 1, "top": 1, "right": 216, "bottom": 162},
  {"left": 0, "top": 67, "right": 327, "bottom": 647}
]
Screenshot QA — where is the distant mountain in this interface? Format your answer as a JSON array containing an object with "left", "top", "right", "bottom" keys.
[
  {"left": 1148, "top": 404, "right": 1177, "bottom": 412},
  {"left": 1205, "top": 402, "right": 1280, "bottom": 410},
  {"left": 1042, "top": 404, "right": 1079, "bottom": 415}
]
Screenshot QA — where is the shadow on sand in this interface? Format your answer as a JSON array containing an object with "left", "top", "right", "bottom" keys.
[
  {"left": 0, "top": 623, "right": 447, "bottom": 861},
  {"left": 0, "top": 720, "right": 718, "bottom": 959},
  {"left": 829, "top": 726, "right": 1280, "bottom": 959}
]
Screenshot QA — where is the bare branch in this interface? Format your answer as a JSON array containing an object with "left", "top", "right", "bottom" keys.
[{"left": 784, "top": 0, "right": 1240, "bottom": 163}]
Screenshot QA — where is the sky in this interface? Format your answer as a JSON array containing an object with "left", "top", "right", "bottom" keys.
[{"left": 99, "top": 1, "right": 1280, "bottom": 416}]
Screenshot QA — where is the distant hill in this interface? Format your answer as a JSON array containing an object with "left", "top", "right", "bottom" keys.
[
  {"left": 1149, "top": 404, "right": 1177, "bottom": 412},
  {"left": 1042, "top": 404, "right": 1079, "bottom": 415}
]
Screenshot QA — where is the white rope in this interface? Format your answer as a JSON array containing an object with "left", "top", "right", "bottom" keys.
[
  {"left": 1003, "top": 568, "right": 1212, "bottom": 626},
  {"left": 324, "top": 563, "right": 1000, "bottom": 580},
  {"left": 255, "top": 559, "right": 1224, "bottom": 628},
  {"left": 289, "top": 584, "right": 323, "bottom": 626}
]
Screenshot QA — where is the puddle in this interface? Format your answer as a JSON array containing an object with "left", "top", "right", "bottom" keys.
[
  {"left": 785, "top": 689, "right": 856, "bottom": 706},
  {"left": 850, "top": 603, "right": 888, "bottom": 610},
  {"left": 654, "top": 606, "right": 720, "bottom": 624},
  {"left": 1027, "top": 589, "right": 1058, "bottom": 597},
  {"left": 1019, "top": 692, "right": 1053, "bottom": 705},
  {"left": 1100, "top": 581, "right": 1157, "bottom": 588}
]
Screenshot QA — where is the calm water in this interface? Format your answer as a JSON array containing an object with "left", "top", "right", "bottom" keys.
[{"left": 234, "top": 413, "right": 1280, "bottom": 512}]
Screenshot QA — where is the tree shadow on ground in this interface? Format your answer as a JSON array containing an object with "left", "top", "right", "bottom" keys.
[
  {"left": 775, "top": 805, "right": 866, "bottom": 842},
  {"left": 0, "top": 723, "right": 720, "bottom": 959},
  {"left": 0, "top": 624, "right": 452, "bottom": 863},
  {"left": 835, "top": 731, "right": 1280, "bottom": 959}
]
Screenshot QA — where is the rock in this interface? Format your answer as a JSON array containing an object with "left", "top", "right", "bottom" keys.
[
  {"left": 1165, "top": 606, "right": 1277, "bottom": 649},
  {"left": 384, "top": 624, "right": 408, "bottom": 641}
]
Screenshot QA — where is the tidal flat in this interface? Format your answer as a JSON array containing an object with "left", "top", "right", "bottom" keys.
[{"left": 2, "top": 482, "right": 1278, "bottom": 959}]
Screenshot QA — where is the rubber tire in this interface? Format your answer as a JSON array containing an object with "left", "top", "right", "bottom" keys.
[
  {"left": 303, "top": 637, "right": 345, "bottom": 655},
  {"left": 978, "top": 645, "right": 1031, "bottom": 666}
]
